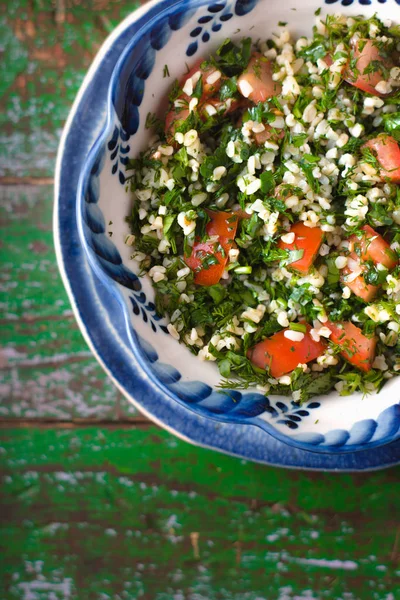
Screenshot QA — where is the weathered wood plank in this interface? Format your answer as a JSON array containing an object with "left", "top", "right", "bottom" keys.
[
  {"left": 0, "top": 185, "right": 137, "bottom": 418},
  {"left": 0, "top": 427, "right": 398, "bottom": 600},
  {"left": 0, "top": 0, "right": 141, "bottom": 177}
]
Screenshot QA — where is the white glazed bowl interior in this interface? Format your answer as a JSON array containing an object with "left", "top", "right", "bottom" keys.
[{"left": 77, "top": 0, "right": 400, "bottom": 453}]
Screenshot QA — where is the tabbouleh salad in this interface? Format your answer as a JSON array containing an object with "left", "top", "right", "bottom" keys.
[{"left": 125, "top": 12, "right": 400, "bottom": 403}]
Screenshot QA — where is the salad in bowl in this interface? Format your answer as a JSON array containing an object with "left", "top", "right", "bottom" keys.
[
  {"left": 127, "top": 13, "right": 400, "bottom": 401},
  {"left": 77, "top": 0, "right": 400, "bottom": 454}
]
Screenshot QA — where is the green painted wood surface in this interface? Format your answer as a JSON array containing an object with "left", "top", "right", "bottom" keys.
[
  {"left": 0, "top": 185, "right": 137, "bottom": 418},
  {"left": 1, "top": 427, "right": 399, "bottom": 600},
  {"left": 1, "top": 2, "right": 400, "bottom": 599},
  {"left": 0, "top": 0, "right": 141, "bottom": 178}
]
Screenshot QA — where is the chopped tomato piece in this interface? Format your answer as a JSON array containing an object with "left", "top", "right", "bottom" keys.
[
  {"left": 236, "top": 108, "right": 284, "bottom": 146},
  {"left": 165, "top": 58, "right": 224, "bottom": 138},
  {"left": 165, "top": 58, "right": 243, "bottom": 138},
  {"left": 247, "top": 325, "right": 326, "bottom": 379},
  {"left": 345, "top": 275, "right": 378, "bottom": 302},
  {"left": 349, "top": 224, "right": 398, "bottom": 270},
  {"left": 182, "top": 59, "right": 223, "bottom": 101},
  {"left": 364, "top": 135, "right": 400, "bottom": 183},
  {"left": 232, "top": 205, "right": 251, "bottom": 220},
  {"left": 326, "top": 320, "right": 377, "bottom": 372},
  {"left": 185, "top": 210, "right": 238, "bottom": 286},
  {"left": 341, "top": 257, "right": 379, "bottom": 302},
  {"left": 165, "top": 106, "right": 189, "bottom": 138},
  {"left": 254, "top": 125, "right": 285, "bottom": 146},
  {"left": 277, "top": 222, "right": 324, "bottom": 273},
  {"left": 185, "top": 240, "right": 227, "bottom": 286},
  {"left": 344, "top": 39, "right": 392, "bottom": 96},
  {"left": 342, "top": 226, "right": 398, "bottom": 300},
  {"left": 237, "top": 53, "right": 282, "bottom": 104},
  {"left": 204, "top": 209, "right": 238, "bottom": 239},
  {"left": 200, "top": 96, "right": 243, "bottom": 119}
]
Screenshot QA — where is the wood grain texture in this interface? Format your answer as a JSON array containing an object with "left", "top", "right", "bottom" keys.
[
  {"left": 0, "top": 185, "right": 137, "bottom": 418},
  {"left": 1, "top": 3, "right": 400, "bottom": 598},
  {"left": 0, "top": 427, "right": 399, "bottom": 600},
  {"left": 0, "top": 0, "right": 140, "bottom": 177}
]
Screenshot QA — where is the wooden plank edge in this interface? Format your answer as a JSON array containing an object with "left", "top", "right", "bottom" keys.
[
  {"left": 0, "top": 177, "right": 54, "bottom": 185},
  {"left": 0, "top": 417, "right": 152, "bottom": 429}
]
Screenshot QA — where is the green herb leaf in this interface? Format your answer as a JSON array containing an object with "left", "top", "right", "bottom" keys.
[
  {"left": 219, "top": 77, "right": 238, "bottom": 101},
  {"left": 195, "top": 208, "right": 211, "bottom": 240},
  {"left": 207, "top": 284, "right": 227, "bottom": 304},
  {"left": 260, "top": 171, "right": 275, "bottom": 195},
  {"left": 163, "top": 214, "right": 175, "bottom": 236},
  {"left": 291, "top": 133, "right": 308, "bottom": 148},
  {"left": 383, "top": 112, "right": 400, "bottom": 141},
  {"left": 192, "top": 76, "right": 203, "bottom": 99},
  {"left": 284, "top": 249, "right": 304, "bottom": 266},
  {"left": 299, "top": 159, "right": 320, "bottom": 192},
  {"left": 299, "top": 40, "right": 327, "bottom": 63},
  {"left": 216, "top": 37, "right": 252, "bottom": 77},
  {"left": 326, "top": 257, "right": 340, "bottom": 286}
]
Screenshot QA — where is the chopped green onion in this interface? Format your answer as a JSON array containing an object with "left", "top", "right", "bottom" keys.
[
  {"left": 276, "top": 298, "right": 287, "bottom": 309},
  {"left": 289, "top": 323, "right": 307, "bottom": 333},
  {"left": 234, "top": 266, "right": 252, "bottom": 274}
]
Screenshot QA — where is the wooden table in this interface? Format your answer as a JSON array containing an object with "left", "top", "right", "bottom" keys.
[{"left": 0, "top": 2, "right": 399, "bottom": 598}]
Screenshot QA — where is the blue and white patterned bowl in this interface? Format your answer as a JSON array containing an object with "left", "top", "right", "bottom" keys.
[{"left": 75, "top": 0, "right": 400, "bottom": 454}]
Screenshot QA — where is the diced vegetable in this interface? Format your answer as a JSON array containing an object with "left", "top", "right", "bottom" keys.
[
  {"left": 165, "top": 106, "right": 189, "bottom": 137},
  {"left": 165, "top": 58, "right": 222, "bottom": 136},
  {"left": 277, "top": 222, "right": 324, "bottom": 273},
  {"left": 344, "top": 39, "right": 392, "bottom": 96},
  {"left": 326, "top": 320, "right": 377, "bottom": 372},
  {"left": 349, "top": 224, "right": 398, "bottom": 270},
  {"left": 232, "top": 206, "right": 251, "bottom": 220},
  {"left": 341, "top": 257, "right": 379, "bottom": 302},
  {"left": 200, "top": 96, "right": 242, "bottom": 119},
  {"left": 247, "top": 325, "right": 326, "bottom": 378},
  {"left": 364, "top": 135, "right": 400, "bottom": 183},
  {"left": 165, "top": 58, "right": 241, "bottom": 137},
  {"left": 185, "top": 210, "right": 238, "bottom": 286},
  {"left": 342, "top": 225, "right": 398, "bottom": 300},
  {"left": 181, "top": 59, "right": 224, "bottom": 101},
  {"left": 254, "top": 125, "right": 285, "bottom": 146},
  {"left": 205, "top": 209, "right": 238, "bottom": 239},
  {"left": 237, "top": 53, "right": 282, "bottom": 104}
]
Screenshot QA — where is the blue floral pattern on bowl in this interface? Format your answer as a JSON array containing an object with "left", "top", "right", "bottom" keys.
[
  {"left": 75, "top": 0, "right": 400, "bottom": 454},
  {"left": 325, "top": 0, "right": 400, "bottom": 6}
]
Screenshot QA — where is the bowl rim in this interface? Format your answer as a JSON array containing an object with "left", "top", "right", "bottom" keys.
[{"left": 66, "top": 0, "right": 400, "bottom": 457}]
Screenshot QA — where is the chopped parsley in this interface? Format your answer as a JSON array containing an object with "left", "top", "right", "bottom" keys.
[{"left": 125, "top": 13, "right": 400, "bottom": 402}]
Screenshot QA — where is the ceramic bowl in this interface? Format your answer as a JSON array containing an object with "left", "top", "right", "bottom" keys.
[{"left": 76, "top": 0, "right": 400, "bottom": 454}]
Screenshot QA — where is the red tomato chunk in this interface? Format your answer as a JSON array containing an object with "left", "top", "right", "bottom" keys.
[
  {"left": 165, "top": 59, "right": 241, "bottom": 138},
  {"left": 237, "top": 53, "right": 282, "bottom": 104},
  {"left": 342, "top": 225, "right": 398, "bottom": 301},
  {"left": 326, "top": 320, "right": 377, "bottom": 372},
  {"left": 349, "top": 224, "right": 398, "bottom": 270},
  {"left": 277, "top": 222, "right": 324, "bottom": 273},
  {"left": 341, "top": 257, "right": 379, "bottom": 302},
  {"left": 364, "top": 135, "right": 400, "bottom": 183},
  {"left": 247, "top": 325, "right": 326, "bottom": 379},
  {"left": 344, "top": 39, "right": 392, "bottom": 96},
  {"left": 185, "top": 210, "right": 238, "bottom": 286}
]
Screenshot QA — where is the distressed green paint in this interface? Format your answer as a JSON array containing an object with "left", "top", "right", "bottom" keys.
[
  {"left": 0, "top": 1, "right": 141, "bottom": 177},
  {"left": 0, "top": 428, "right": 399, "bottom": 600},
  {"left": 0, "top": 185, "right": 137, "bottom": 418},
  {"left": 1, "top": 2, "right": 400, "bottom": 598},
  {"left": 0, "top": 16, "right": 29, "bottom": 97}
]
